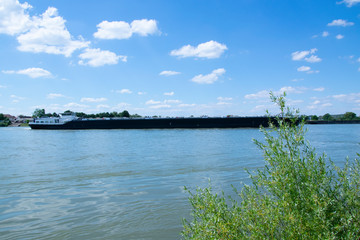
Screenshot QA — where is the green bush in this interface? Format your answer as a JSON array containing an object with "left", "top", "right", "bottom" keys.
[{"left": 182, "top": 93, "right": 360, "bottom": 239}]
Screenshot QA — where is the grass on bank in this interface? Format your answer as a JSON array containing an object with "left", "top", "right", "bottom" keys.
[{"left": 182, "top": 93, "right": 360, "bottom": 239}]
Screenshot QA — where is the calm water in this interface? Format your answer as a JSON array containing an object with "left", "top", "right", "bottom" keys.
[{"left": 1, "top": 125, "right": 359, "bottom": 239}]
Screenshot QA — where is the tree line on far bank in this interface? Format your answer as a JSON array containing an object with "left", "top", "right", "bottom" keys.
[
  {"left": 308, "top": 112, "right": 359, "bottom": 121},
  {"left": 32, "top": 108, "right": 138, "bottom": 119},
  {"left": 0, "top": 113, "right": 11, "bottom": 127}
]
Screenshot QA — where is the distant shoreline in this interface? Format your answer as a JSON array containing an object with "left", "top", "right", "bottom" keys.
[{"left": 306, "top": 120, "right": 360, "bottom": 125}]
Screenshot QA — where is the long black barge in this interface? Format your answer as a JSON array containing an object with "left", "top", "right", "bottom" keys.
[{"left": 29, "top": 116, "right": 272, "bottom": 130}]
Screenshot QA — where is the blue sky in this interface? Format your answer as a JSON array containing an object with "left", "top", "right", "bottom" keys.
[{"left": 0, "top": 0, "right": 359, "bottom": 117}]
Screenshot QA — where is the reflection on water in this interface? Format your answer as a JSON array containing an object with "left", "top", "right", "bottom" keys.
[{"left": 0, "top": 125, "right": 359, "bottom": 239}]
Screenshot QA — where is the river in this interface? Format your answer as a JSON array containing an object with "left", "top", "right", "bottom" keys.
[{"left": 0, "top": 124, "right": 359, "bottom": 239}]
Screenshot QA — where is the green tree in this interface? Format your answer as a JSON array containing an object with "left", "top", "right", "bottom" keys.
[
  {"left": 182, "top": 93, "right": 360, "bottom": 239},
  {"left": 32, "top": 108, "right": 46, "bottom": 118},
  {"left": 120, "top": 110, "right": 130, "bottom": 118},
  {"left": 342, "top": 112, "right": 357, "bottom": 121},
  {"left": 322, "top": 113, "right": 333, "bottom": 121},
  {"left": 310, "top": 115, "right": 318, "bottom": 120}
]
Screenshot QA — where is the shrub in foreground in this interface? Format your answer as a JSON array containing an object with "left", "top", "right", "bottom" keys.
[{"left": 182, "top": 93, "right": 360, "bottom": 239}]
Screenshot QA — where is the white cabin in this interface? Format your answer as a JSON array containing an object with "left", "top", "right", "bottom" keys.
[{"left": 30, "top": 113, "right": 78, "bottom": 125}]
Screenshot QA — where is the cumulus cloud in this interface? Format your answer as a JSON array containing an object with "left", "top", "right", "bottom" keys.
[
  {"left": 0, "top": 0, "right": 33, "bottom": 35},
  {"left": 94, "top": 19, "right": 159, "bottom": 40},
  {"left": 78, "top": 48, "right": 127, "bottom": 67},
  {"left": 17, "top": 7, "right": 89, "bottom": 56},
  {"left": 0, "top": 1, "right": 89, "bottom": 56},
  {"left": 336, "top": 34, "right": 344, "bottom": 39},
  {"left": 164, "top": 92, "right": 174, "bottom": 96},
  {"left": 80, "top": 97, "right": 107, "bottom": 103},
  {"left": 322, "top": 31, "right": 329, "bottom": 37},
  {"left": 291, "top": 48, "right": 321, "bottom": 63},
  {"left": 159, "top": 70, "right": 180, "bottom": 76},
  {"left": 170, "top": 40, "right": 227, "bottom": 59},
  {"left": 191, "top": 68, "right": 226, "bottom": 84},
  {"left": 327, "top": 19, "right": 354, "bottom": 27},
  {"left": 3, "top": 67, "right": 52, "bottom": 78}
]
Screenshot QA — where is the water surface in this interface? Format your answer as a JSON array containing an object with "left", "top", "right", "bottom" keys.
[{"left": 0, "top": 125, "right": 359, "bottom": 239}]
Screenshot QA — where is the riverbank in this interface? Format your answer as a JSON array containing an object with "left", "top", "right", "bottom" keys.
[{"left": 306, "top": 120, "right": 360, "bottom": 125}]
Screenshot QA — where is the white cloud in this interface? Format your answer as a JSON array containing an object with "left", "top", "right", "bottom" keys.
[
  {"left": 164, "top": 92, "right": 174, "bottom": 96},
  {"left": 217, "top": 97, "right": 233, "bottom": 101},
  {"left": 291, "top": 48, "right": 321, "bottom": 63},
  {"left": 146, "top": 99, "right": 161, "bottom": 105},
  {"left": 338, "top": 0, "right": 360, "bottom": 7},
  {"left": 10, "top": 94, "right": 25, "bottom": 103},
  {"left": 114, "top": 102, "right": 131, "bottom": 109},
  {"left": 332, "top": 93, "right": 360, "bottom": 102},
  {"left": 244, "top": 90, "right": 269, "bottom": 100},
  {"left": 170, "top": 40, "right": 227, "bottom": 59},
  {"left": 0, "top": 0, "right": 33, "bottom": 35},
  {"left": 131, "top": 19, "right": 159, "bottom": 36},
  {"left": 217, "top": 97, "right": 233, "bottom": 105},
  {"left": 279, "top": 86, "right": 304, "bottom": 94},
  {"left": 78, "top": 48, "right": 126, "bottom": 67},
  {"left": 327, "top": 19, "right": 354, "bottom": 27},
  {"left": 47, "top": 93, "right": 66, "bottom": 99},
  {"left": 64, "top": 102, "right": 89, "bottom": 110},
  {"left": 245, "top": 87, "right": 305, "bottom": 100},
  {"left": 80, "top": 97, "right": 107, "bottom": 103},
  {"left": 149, "top": 104, "right": 171, "bottom": 109},
  {"left": 191, "top": 68, "right": 226, "bottom": 84},
  {"left": 322, "top": 31, "right": 329, "bottom": 37},
  {"left": 321, "top": 103, "right": 333, "bottom": 107},
  {"left": 336, "top": 34, "right": 344, "bottom": 39},
  {"left": 313, "top": 87, "right": 325, "bottom": 92},
  {"left": 297, "top": 66, "right": 311, "bottom": 72},
  {"left": 291, "top": 78, "right": 304, "bottom": 82},
  {"left": 94, "top": 19, "right": 159, "bottom": 40},
  {"left": 292, "top": 51, "right": 310, "bottom": 61},
  {"left": 159, "top": 70, "right": 180, "bottom": 76},
  {"left": 137, "top": 92, "right": 146, "bottom": 95},
  {"left": 17, "top": 7, "right": 89, "bottom": 56},
  {"left": 0, "top": 2, "right": 89, "bottom": 56},
  {"left": 305, "top": 55, "right": 322, "bottom": 63},
  {"left": 96, "top": 104, "right": 110, "bottom": 109},
  {"left": 178, "top": 103, "right": 196, "bottom": 108},
  {"left": 164, "top": 99, "right": 181, "bottom": 104},
  {"left": 3, "top": 67, "right": 52, "bottom": 78},
  {"left": 94, "top": 21, "right": 131, "bottom": 39},
  {"left": 117, "top": 89, "right": 132, "bottom": 94}
]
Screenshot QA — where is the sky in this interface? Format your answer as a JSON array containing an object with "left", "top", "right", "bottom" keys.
[{"left": 0, "top": 0, "right": 359, "bottom": 117}]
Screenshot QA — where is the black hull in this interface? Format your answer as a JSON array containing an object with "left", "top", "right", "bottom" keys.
[{"left": 29, "top": 117, "right": 271, "bottom": 130}]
